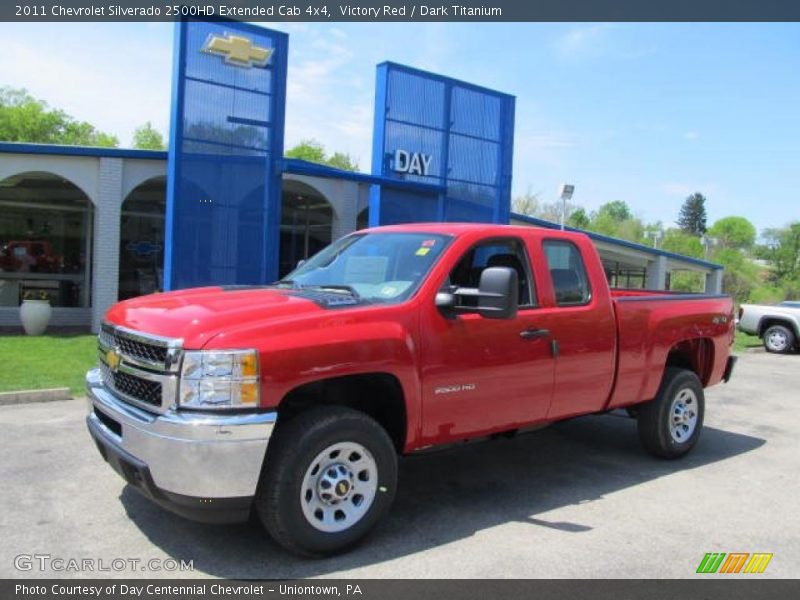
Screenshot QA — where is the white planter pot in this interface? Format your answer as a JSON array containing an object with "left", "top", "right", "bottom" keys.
[{"left": 20, "top": 300, "right": 52, "bottom": 336}]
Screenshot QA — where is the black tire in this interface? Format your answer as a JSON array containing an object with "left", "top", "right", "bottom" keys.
[
  {"left": 637, "top": 367, "right": 705, "bottom": 459},
  {"left": 255, "top": 406, "right": 398, "bottom": 557},
  {"left": 763, "top": 324, "right": 795, "bottom": 354}
]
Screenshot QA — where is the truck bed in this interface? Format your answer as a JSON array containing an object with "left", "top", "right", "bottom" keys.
[{"left": 607, "top": 289, "right": 734, "bottom": 409}]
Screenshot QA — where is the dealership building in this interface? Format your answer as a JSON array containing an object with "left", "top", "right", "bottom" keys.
[{"left": 0, "top": 20, "right": 723, "bottom": 332}]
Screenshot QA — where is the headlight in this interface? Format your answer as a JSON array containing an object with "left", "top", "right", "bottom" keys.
[{"left": 178, "top": 349, "right": 260, "bottom": 410}]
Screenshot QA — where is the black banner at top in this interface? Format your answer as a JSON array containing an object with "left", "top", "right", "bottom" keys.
[{"left": 3, "top": 0, "right": 800, "bottom": 22}]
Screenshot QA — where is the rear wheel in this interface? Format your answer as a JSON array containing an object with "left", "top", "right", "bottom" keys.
[
  {"left": 637, "top": 368, "right": 705, "bottom": 459},
  {"left": 255, "top": 406, "right": 397, "bottom": 556},
  {"left": 763, "top": 325, "right": 795, "bottom": 354}
]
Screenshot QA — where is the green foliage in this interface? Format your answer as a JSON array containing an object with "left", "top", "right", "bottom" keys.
[
  {"left": 0, "top": 86, "right": 118, "bottom": 147},
  {"left": 678, "top": 193, "right": 708, "bottom": 235},
  {"left": 596, "top": 200, "right": 632, "bottom": 222},
  {"left": 669, "top": 271, "right": 705, "bottom": 293},
  {"left": 285, "top": 139, "right": 359, "bottom": 171},
  {"left": 567, "top": 207, "right": 590, "bottom": 229},
  {"left": 132, "top": 121, "right": 166, "bottom": 150},
  {"left": 761, "top": 222, "right": 800, "bottom": 283},
  {"left": 708, "top": 216, "right": 756, "bottom": 250},
  {"left": 661, "top": 229, "right": 704, "bottom": 259}
]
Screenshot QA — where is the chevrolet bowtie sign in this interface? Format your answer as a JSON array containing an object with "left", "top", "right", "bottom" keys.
[{"left": 201, "top": 33, "right": 273, "bottom": 68}]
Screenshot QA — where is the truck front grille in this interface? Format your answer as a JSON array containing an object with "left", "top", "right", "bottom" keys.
[
  {"left": 99, "top": 323, "right": 171, "bottom": 368},
  {"left": 98, "top": 323, "right": 181, "bottom": 413},
  {"left": 99, "top": 364, "right": 163, "bottom": 408}
]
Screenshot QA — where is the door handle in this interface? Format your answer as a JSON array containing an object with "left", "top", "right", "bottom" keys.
[{"left": 520, "top": 328, "right": 550, "bottom": 340}]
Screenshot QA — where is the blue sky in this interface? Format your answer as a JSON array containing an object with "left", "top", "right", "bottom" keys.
[{"left": 1, "top": 22, "right": 798, "bottom": 233}]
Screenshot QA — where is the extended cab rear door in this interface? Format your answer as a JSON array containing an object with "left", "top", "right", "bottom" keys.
[{"left": 527, "top": 236, "right": 617, "bottom": 419}]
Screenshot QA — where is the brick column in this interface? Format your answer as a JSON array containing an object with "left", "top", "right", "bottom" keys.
[{"left": 91, "top": 158, "right": 123, "bottom": 333}]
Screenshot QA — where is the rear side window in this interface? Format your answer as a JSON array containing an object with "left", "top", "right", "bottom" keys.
[{"left": 543, "top": 240, "right": 592, "bottom": 306}]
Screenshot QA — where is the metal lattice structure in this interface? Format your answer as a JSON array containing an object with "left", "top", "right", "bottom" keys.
[
  {"left": 370, "top": 62, "right": 515, "bottom": 226},
  {"left": 164, "top": 20, "right": 288, "bottom": 289}
]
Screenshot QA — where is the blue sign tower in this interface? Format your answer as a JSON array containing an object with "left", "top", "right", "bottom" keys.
[
  {"left": 164, "top": 20, "right": 288, "bottom": 290},
  {"left": 369, "top": 62, "right": 515, "bottom": 226}
]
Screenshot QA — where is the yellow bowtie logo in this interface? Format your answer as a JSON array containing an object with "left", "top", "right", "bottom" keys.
[{"left": 201, "top": 33, "right": 273, "bottom": 69}]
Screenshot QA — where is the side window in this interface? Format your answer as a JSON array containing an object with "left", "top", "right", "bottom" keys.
[
  {"left": 446, "top": 238, "right": 535, "bottom": 307},
  {"left": 543, "top": 240, "right": 592, "bottom": 306}
]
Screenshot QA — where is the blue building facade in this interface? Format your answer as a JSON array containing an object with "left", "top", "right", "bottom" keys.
[{"left": 166, "top": 20, "right": 515, "bottom": 290}]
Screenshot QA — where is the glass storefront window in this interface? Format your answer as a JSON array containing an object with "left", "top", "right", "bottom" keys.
[
  {"left": 118, "top": 177, "right": 166, "bottom": 300},
  {"left": 279, "top": 181, "right": 334, "bottom": 278},
  {"left": 0, "top": 172, "right": 92, "bottom": 308}
]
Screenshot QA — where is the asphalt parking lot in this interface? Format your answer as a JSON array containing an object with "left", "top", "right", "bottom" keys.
[{"left": 1, "top": 350, "right": 797, "bottom": 579}]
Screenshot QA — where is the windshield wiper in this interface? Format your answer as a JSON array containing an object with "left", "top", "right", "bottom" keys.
[
  {"left": 304, "top": 284, "right": 361, "bottom": 299},
  {"left": 273, "top": 279, "right": 299, "bottom": 288}
]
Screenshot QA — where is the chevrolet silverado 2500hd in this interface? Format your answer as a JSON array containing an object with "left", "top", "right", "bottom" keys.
[{"left": 86, "top": 224, "right": 736, "bottom": 556}]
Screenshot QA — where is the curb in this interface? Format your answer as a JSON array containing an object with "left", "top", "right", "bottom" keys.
[{"left": 0, "top": 388, "right": 73, "bottom": 406}]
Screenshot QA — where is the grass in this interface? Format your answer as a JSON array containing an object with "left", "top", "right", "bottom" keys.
[
  {"left": 0, "top": 334, "right": 96, "bottom": 396},
  {"left": 733, "top": 329, "right": 762, "bottom": 353}
]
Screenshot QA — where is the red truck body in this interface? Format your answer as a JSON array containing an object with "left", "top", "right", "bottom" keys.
[{"left": 104, "top": 224, "right": 734, "bottom": 451}]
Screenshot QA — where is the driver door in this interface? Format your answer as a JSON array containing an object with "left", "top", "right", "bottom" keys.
[{"left": 419, "top": 237, "right": 556, "bottom": 445}]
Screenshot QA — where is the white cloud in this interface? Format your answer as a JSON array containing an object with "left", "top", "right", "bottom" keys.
[
  {"left": 555, "top": 24, "right": 614, "bottom": 58},
  {"left": 554, "top": 24, "right": 655, "bottom": 61},
  {"left": 684, "top": 131, "right": 700, "bottom": 141}
]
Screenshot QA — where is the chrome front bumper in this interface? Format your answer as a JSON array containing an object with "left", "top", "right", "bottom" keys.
[{"left": 85, "top": 368, "right": 276, "bottom": 504}]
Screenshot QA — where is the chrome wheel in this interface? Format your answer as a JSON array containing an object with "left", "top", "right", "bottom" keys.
[
  {"left": 669, "top": 388, "right": 699, "bottom": 443},
  {"left": 300, "top": 441, "right": 378, "bottom": 533},
  {"left": 766, "top": 330, "right": 788, "bottom": 352}
]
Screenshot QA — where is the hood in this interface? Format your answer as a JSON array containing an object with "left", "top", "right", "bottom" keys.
[{"left": 105, "top": 286, "right": 329, "bottom": 348}]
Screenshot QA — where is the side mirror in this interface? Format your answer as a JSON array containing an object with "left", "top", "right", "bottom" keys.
[
  {"left": 476, "top": 266, "right": 518, "bottom": 320},
  {"left": 435, "top": 266, "right": 518, "bottom": 320}
]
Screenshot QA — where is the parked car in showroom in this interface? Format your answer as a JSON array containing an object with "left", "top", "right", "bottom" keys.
[
  {"left": 85, "top": 224, "right": 736, "bottom": 556},
  {"left": 738, "top": 301, "right": 800, "bottom": 353}
]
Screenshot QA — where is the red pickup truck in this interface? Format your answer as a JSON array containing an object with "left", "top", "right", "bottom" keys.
[{"left": 86, "top": 224, "right": 736, "bottom": 556}]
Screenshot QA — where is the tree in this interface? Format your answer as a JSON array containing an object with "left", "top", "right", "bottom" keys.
[
  {"left": 567, "top": 207, "right": 590, "bottom": 229},
  {"left": 661, "top": 229, "right": 704, "bottom": 259},
  {"left": 0, "top": 86, "right": 118, "bottom": 147},
  {"left": 595, "top": 200, "right": 632, "bottom": 222},
  {"left": 285, "top": 139, "right": 358, "bottom": 171},
  {"left": 326, "top": 151, "right": 359, "bottom": 171},
  {"left": 132, "top": 121, "right": 165, "bottom": 150},
  {"left": 588, "top": 201, "right": 641, "bottom": 240},
  {"left": 511, "top": 191, "right": 541, "bottom": 217},
  {"left": 761, "top": 222, "right": 800, "bottom": 282},
  {"left": 677, "top": 193, "right": 708, "bottom": 235},
  {"left": 707, "top": 216, "right": 756, "bottom": 251}
]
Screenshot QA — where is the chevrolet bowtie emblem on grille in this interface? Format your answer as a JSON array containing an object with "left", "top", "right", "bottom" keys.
[
  {"left": 105, "top": 348, "right": 121, "bottom": 372},
  {"left": 201, "top": 33, "right": 273, "bottom": 68}
]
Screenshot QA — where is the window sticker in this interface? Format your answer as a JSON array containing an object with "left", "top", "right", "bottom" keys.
[
  {"left": 415, "top": 247, "right": 431, "bottom": 256},
  {"left": 421, "top": 239, "right": 437, "bottom": 248}
]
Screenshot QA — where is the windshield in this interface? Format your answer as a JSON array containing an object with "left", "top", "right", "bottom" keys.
[{"left": 279, "top": 232, "right": 451, "bottom": 303}]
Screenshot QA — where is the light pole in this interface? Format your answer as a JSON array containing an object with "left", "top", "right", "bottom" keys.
[
  {"left": 558, "top": 184, "right": 575, "bottom": 230},
  {"left": 701, "top": 234, "right": 718, "bottom": 259},
  {"left": 645, "top": 229, "right": 664, "bottom": 248}
]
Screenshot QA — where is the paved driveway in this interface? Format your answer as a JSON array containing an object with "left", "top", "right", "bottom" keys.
[{"left": 1, "top": 351, "right": 797, "bottom": 578}]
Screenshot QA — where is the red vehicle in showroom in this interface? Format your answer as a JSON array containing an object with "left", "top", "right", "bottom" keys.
[{"left": 86, "top": 224, "right": 736, "bottom": 556}]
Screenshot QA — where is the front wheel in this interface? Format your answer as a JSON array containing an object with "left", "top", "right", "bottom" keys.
[
  {"left": 255, "top": 406, "right": 398, "bottom": 556},
  {"left": 637, "top": 367, "right": 705, "bottom": 459},
  {"left": 763, "top": 325, "right": 795, "bottom": 354}
]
